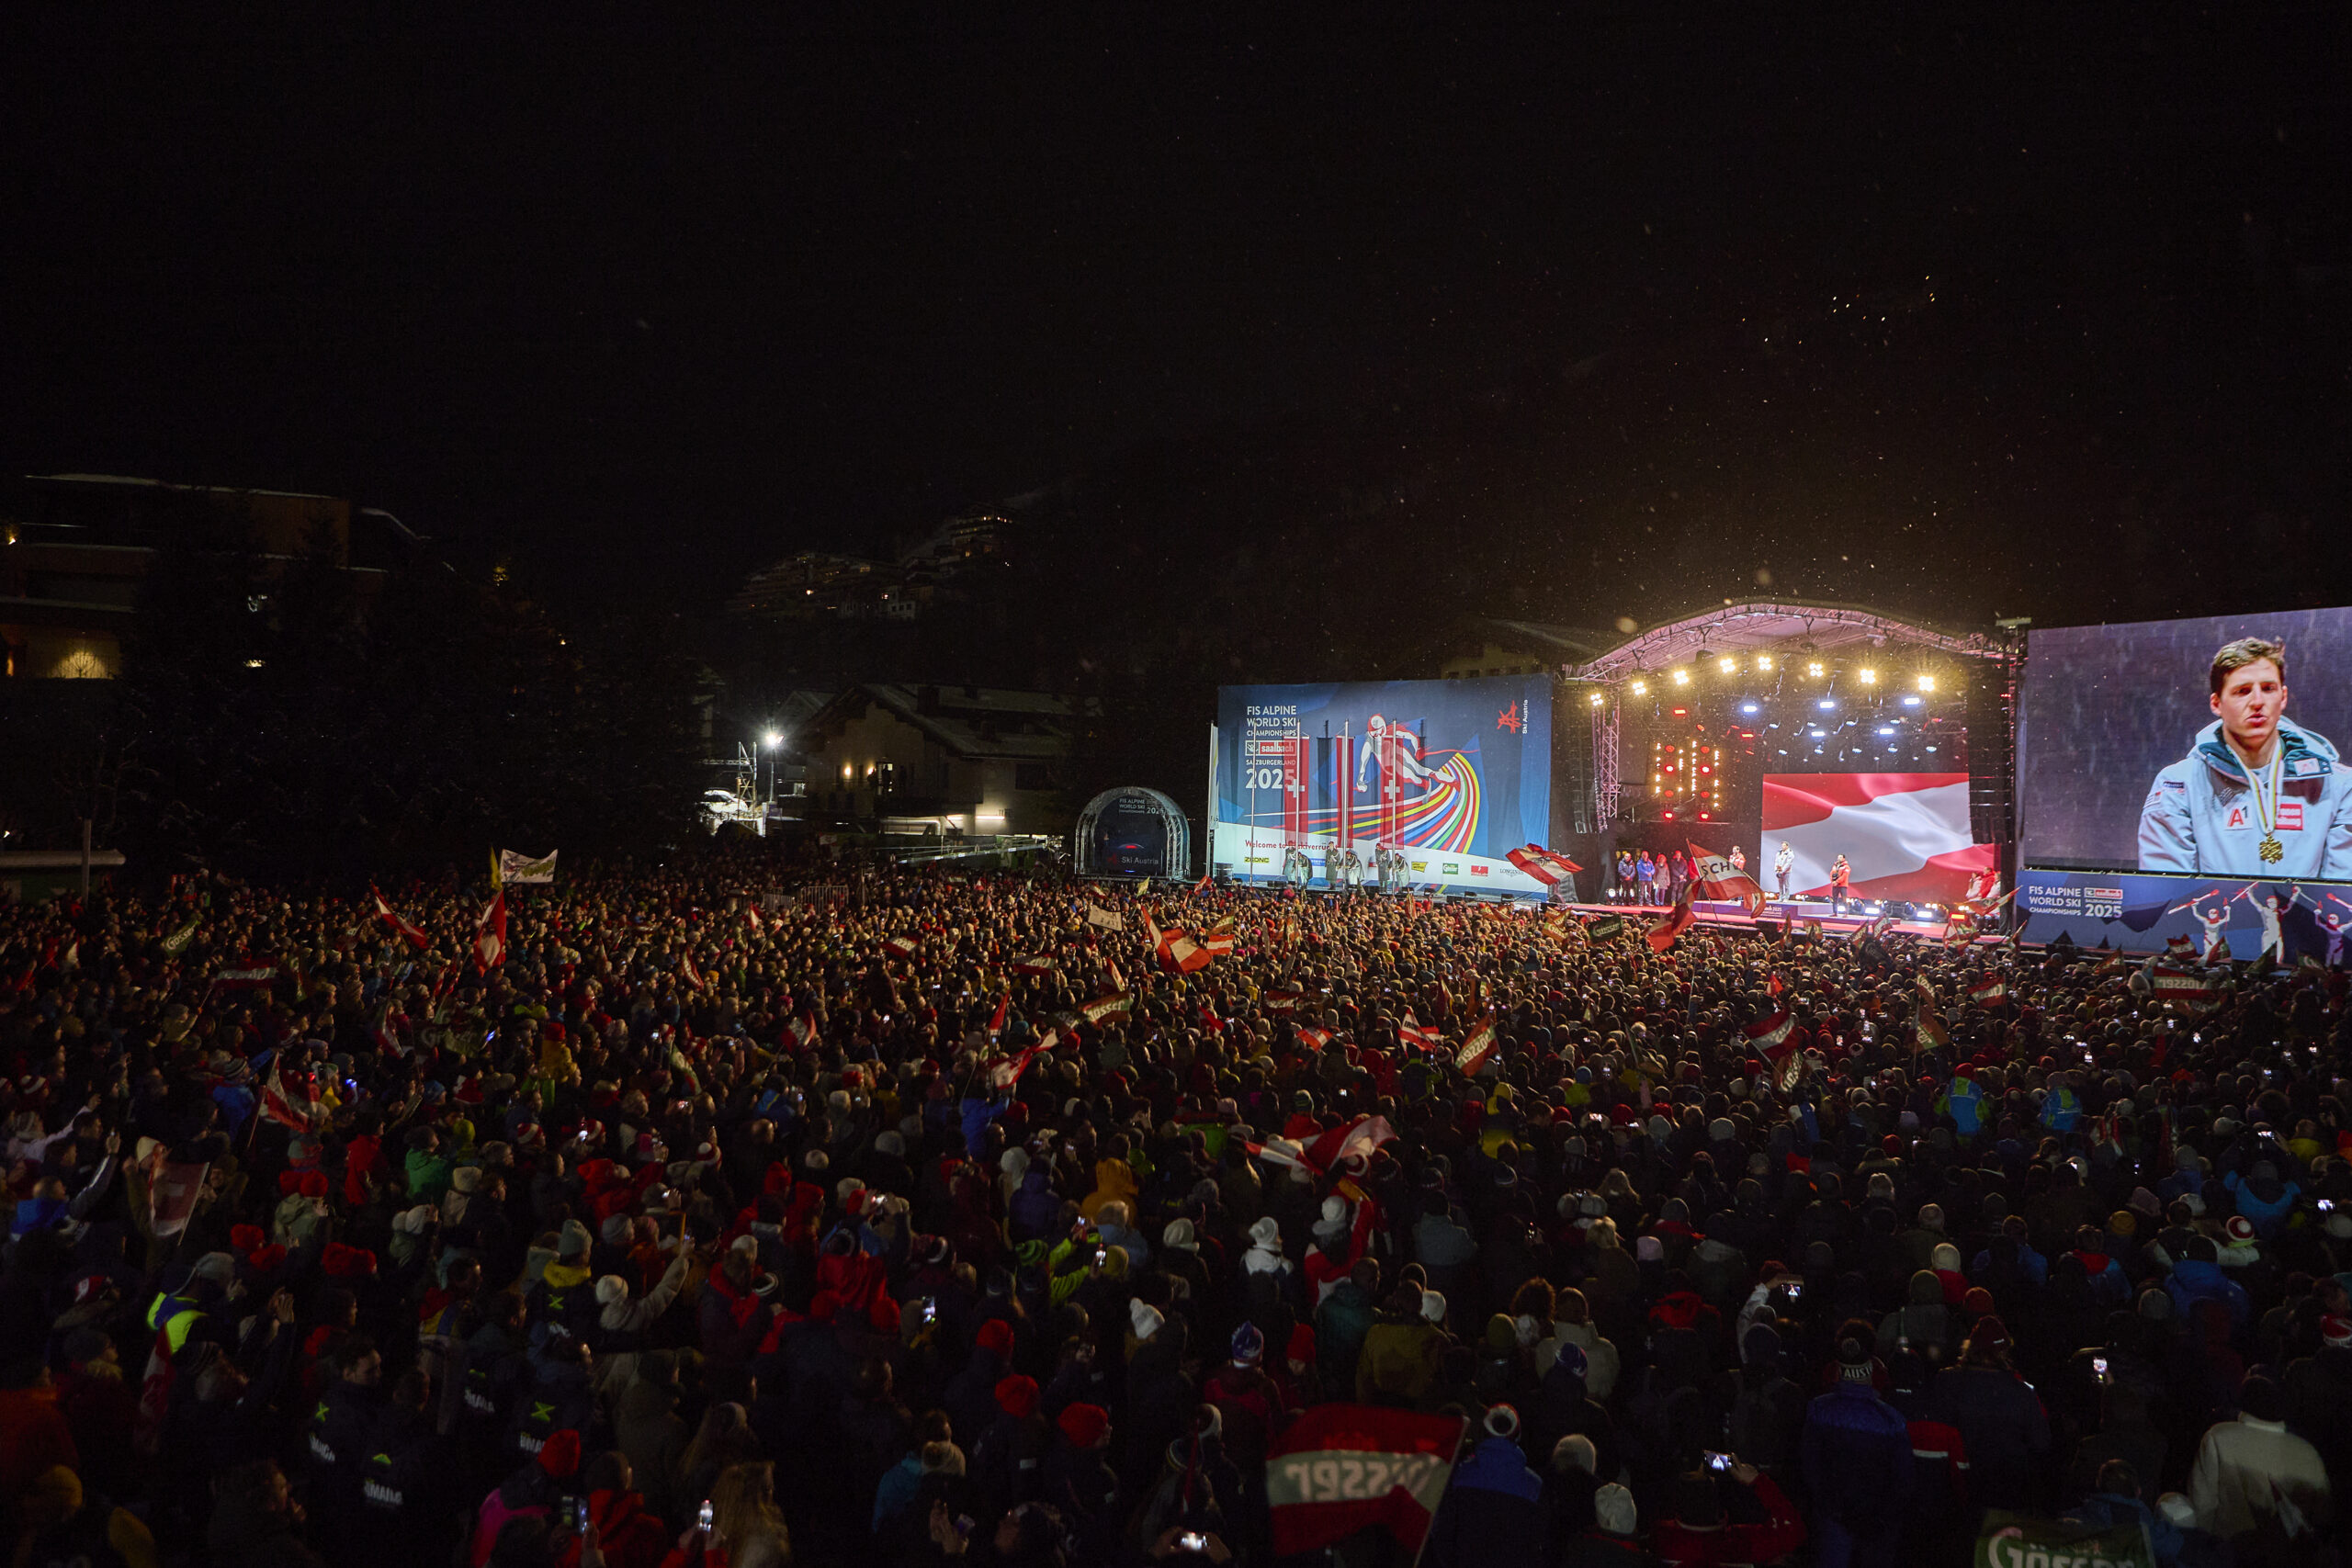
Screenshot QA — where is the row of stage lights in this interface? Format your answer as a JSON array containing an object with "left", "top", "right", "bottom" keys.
[{"left": 1591, "top": 656, "right": 1950, "bottom": 705}]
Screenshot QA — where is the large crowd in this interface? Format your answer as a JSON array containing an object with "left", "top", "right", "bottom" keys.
[{"left": 0, "top": 852, "right": 2346, "bottom": 1568}]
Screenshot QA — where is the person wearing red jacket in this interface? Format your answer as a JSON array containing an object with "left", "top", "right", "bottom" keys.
[{"left": 1650, "top": 1460, "right": 1805, "bottom": 1568}]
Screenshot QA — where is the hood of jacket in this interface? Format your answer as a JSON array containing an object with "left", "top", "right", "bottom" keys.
[{"left": 2191, "top": 716, "right": 2338, "bottom": 788}]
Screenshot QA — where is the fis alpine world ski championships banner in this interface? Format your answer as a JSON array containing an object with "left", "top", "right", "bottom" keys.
[
  {"left": 2018, "top": 867, "right": 2352, "bottom": 964},
  {"left": 1213, "top": 676, "right": 1553, "bottom": 897}
]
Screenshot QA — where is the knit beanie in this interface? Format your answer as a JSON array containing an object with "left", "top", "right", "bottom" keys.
[{"left": 994, "top": 1374, "right": 1039, "bottom": 1419}]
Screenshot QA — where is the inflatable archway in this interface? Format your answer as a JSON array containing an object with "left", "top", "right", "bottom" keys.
[{"left": 1074, "top": 786, "right": 1191, "bottom": 878}]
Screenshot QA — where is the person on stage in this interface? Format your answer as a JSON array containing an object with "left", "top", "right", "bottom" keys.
[
  {"left": 1730, "top": 845, "right": 1747, "bottom": 873},
  {"left": 1774, "top": 841, "right": 1794, "bottom": 899},
  {"left": 1829, "top": 853, "right": 1851, "bottom": 915},
  {"left": 2138, "top": 636, "right": 2352, "bottom": 876}
]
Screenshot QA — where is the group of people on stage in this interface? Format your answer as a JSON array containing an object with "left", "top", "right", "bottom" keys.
[{"left": 1615, "top": 844, "right": 1843, "bottom": 911}]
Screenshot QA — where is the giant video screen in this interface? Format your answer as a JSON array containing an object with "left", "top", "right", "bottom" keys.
[
  {"left": 1759, "top": 772, "right": 1993, "bottom": 903},
  {"left": 2016, "top": 609, "right": 2352, "bottom": 956},
  {"left": 2018, "top": 608, "right": 2352, "bottom": 880},
  {"left": 1213, "top": 676, "right": 1553, "bottom": 896}
]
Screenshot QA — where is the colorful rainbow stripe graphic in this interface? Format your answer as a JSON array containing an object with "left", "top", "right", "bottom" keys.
[{"left": 1257, "top": 748, "right": 1483, "bottom": 854}]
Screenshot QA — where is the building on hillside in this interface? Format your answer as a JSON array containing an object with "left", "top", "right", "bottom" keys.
[
  {"left": 799, "top": 682, "right": 1087, "bottom": 835},
  {"left": 1439, "top": 618, "right": 1616, "bottom": 680},
  {"left": 0, "top": 473, "right": 424, "bottom": 681},
  {"left": 727, "top": 514, "right": 1016, "bottom": 626}
]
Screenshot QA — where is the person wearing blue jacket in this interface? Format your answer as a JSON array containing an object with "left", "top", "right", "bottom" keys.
[
  {"left": 1426, "top": 1404, "right": 1544, "bottom": 1568},
  {"left": 1803, "top": 1324, "right": 1916, "bottom": 1568},
  {"left": 2163, "top": 1237, "right": 2252, "bottom": 1333},
  {"left": 2062, "top": 1460, "right": 2222, "bottom": 1568}
]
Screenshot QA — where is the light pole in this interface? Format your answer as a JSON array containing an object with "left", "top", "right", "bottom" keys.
[{"left": 763, "top": 731, "right": 783, "bottom": 810}]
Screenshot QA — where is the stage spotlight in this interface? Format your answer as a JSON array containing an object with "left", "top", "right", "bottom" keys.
[
  {"left": 1671, "top": 668, "right": 1690, "bottom": 686},
  {"left": 1740, "top": 702, "right": 1759, "bottom": 715},
  {"left": 1877, "top": 726, "right": 1895, "bottom": 736},
  {"left": 1858, "top": 668, "right": 1877, "bottom": 685},
  {"left": 1917, "top": 673, "right": 1937, "bottom": 692},
  {"left": 1902, "top": 695, "right": 1922, "bottom": 708},
  {"left": 1589, "top": 692, "right": 1605, "bottom": 706},
  {"left": 1806, "top": 660, "right": 1825, "bottom": 678},
  {"left": 1718, "top": 656, "right": 1736, "bottom": 675},
  {"left": 1817, "top": 698, "right": 1837, "bottom": 710},
  {"left": 1756, "top": 655, "right": 1773, "bottom": 671},
  {"left": 1630, "top": 679, "right": 1648, "bottom": 696}
]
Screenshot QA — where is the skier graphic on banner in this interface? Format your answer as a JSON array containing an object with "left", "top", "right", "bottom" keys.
[{"left": 1355, "top": 715, "right": 1445, "bottom": 840}]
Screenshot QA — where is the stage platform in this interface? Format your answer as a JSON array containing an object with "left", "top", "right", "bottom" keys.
[{"left": 1557, "top": 899, "right": 1961, "bottom": 940}]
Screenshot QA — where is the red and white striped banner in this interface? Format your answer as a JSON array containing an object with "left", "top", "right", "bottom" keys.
[
  {"left": 1267, "top": 1404, "right": 1465, "bottom": 1559},
  {"left": 1761, "top": 772, "right": 1996, "bottom": 904}
]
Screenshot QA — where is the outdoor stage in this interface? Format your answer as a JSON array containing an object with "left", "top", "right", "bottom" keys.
[{"left": 1558, "top": 898, "right": 1960, "bottom": 940}]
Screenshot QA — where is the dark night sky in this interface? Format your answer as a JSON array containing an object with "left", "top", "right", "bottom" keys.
[{"left": 5, "top": 7, "right": 2347, "bottom": 626}]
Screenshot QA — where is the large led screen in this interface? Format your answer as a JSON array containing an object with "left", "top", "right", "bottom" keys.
[
  {"left": 1213, "top": 676, "right": 1553, "bottom": 896},
  {"left": 1760, "top": 773, "right": 1993, "bottom": 903},
  {"left": 2018, "top": 609, "right": 2352, "bottom": 879}
]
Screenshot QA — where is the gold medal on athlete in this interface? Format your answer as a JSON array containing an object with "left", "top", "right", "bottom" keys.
[{"left": 2250, "top": 748, "right": 2286, "bottom": 864}]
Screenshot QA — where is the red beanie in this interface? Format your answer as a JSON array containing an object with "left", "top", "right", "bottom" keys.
[
  {"left": 322, "top": 1242, "right": 377, "bottom": 1278},
  {"left": 300, "top": 1171, "right": 330, "bottom": 1200},
  {"left": 1287, "top": 1323, "right": 1317, "bottom": 1366},
  {"left": 993, "top": 1374, "right": 1039, "bottom": 1420},
  {"left": 975, "top": 1318, "right": 1015, "bottom": 1358},
  {"left": 536, "top": 1428, "right": 582, "bottom": 1477},
  {"left": 1056, "top": 1401, "right": 1110, "bottom": 1449},
  {"left": 230, "top": 1224, "right": 266, "bottom": 1255}
]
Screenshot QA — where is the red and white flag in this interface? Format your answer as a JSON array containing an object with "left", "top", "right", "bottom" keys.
[
  {"left": 1453, "top": 1013, "right": 1498, "bottom": 1076},
  {"left": 370, "top": 887, "right": 429, "bottom": 951},
  {"left": 1396, "top": 1011, "right": 1442, "bottom": 1054},
  {"left": 2165, "top": 934, "right": 2196, "bottom": 957},
  {"left": 1687, "top": 841, "right": 1769, "bottom": 915},
  {"left": 2152, "top": 965, "right": 2216, "bottom": 1006},
  {"left": 1504, "top": 844, "right": 1582, "bottom": 887},
  {"left": 785, "top": 1013, "right": 818, "bottom": 1050},
  {"left": 1298, "top": 1025, "right": 1334, "bottom": 1049},
  {"left": 260, "top": 1058, "right": 320, "bottom": 1131},
  {"left": 745, "top": 904, "right": 764, "bottom": 934},
  {"left": 1079, "top": 992, "right": 1132, "bottom": 1025},
  {"left": 473, "top": 890, "right": 506, "bottom": 971},
  {"left": 1262, "top": 985, "right": 1306, "bottom": 1013},
  {"left": 1747, "top": 1009, "right": 1804, "bottom": 1089},
  {"left": 1967, "top": 975, "right": 2007, "bottom": 1006},
  {"left": 1762, "top": 771, "right": 1996, "bottom": 905},
  {"left": 886, "top": 936, "right": 918, "bottom": 959},
  {"left": 681, "top": 952, "right": 707, "bottom": 991},
  {"left": 988, "top": 992, "right": 1011, "bottom": 1037},
  {"left": 1192, "top": 870, "right": 1211, "bottom": 894},
  {"left": 1646, "top": 886, "right": 1698, "bottom": 953},
  {"left": 1200, "top": 926, "right": 1238, "bottom": 958},
  {"left": 1302, "top": 1114, "right": 1397, "bottom": 1172},
  {"left": 989, "top": 1031, "right": 1057, "bottom": 1089},
  {"left": 1010, "top": 953, "right": 1057, "bottom": 976},
  {"left": 1267, "top": 1404, "right": 1466, "bottom": 1559}
]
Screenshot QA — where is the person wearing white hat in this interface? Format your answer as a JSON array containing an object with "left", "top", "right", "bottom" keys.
[{"left": 1420, "top": 1403, "right": 1543, "bottom": 1564}]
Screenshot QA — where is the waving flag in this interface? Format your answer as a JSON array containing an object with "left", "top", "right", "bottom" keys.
[
  {"left": 1010, "top": 953, "right": 1056, "bottom": 976},
  {"left": 1262, "top": 985, "right": 1306, "bottom": 1013},
  {"left": 1967, "top": 975, "right": 2007, "bottom": 1006},
  {"left": 785, "top": 1013, "right": 817, "bottom": 1050},
  {"left": 2152, "top": 965, "right": 2217, "bottom": 1007},
  {"left": 1267, "top": 1404, "right": 1466, "bottom": 1559},
  {"left": 1298, "top": 1025, "right": 1334, "bottom": 1049},
  {"left": 261, "top": 1058, "right": 320, "bottom": 1131},
  {"left": 989, "top": 1031, "right": 1057, "bottom": 1089},
  {"left": 1085, "top": 903, "right": 1125, "bottom": 931},
  {"left": 473, "top": 891, "right": 506, "bottom": 971},
  {"left": 681, "top": 952, "right": 706, "bottom": 991},
  {"left": 160, "top": 917, "right": 199, "bottom": 957},
  {"left": 1505, "top": 844, "right": 1582, "bottom": 887},
  {"left": 1688, "top": 841, "right": 1768, "bottom": 915},
  {"left": 1914, "top": 978, "right": 1951, "bottom": 1050},
  {"left": 886, "top": 936, "right": 918, "bottom": 959},
  {"left": 1303, "top": 1114, "right": 1397, "bottom": 1172},
  {"left": 988, "top": 992, "right": 1011, "bottom": 1037},
  {"left": 1746, "top": 1010, "right": 1803, "bottom": 1089},
  {"left": 1646, "top": 886, "right": 1697, "bottom": 953},
  {"left": 1396, "top": 1011, "right": 1442, "bottom": 1055},
  {"left": 1453, "top": 1013, "right": 1498, "bottom": 1076},
  {"left": 1079, "top": 993, "right": 1132, "bottom": 1025},
  {"left": 2165, "top": 934, "right": 2195, "bottom": 957}
]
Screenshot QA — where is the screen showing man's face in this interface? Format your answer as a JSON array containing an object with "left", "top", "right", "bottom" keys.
[{"left": 2210, "top": 658, "right": 2287, "bottom": 756}]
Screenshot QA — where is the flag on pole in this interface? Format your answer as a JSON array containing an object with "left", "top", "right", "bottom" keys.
[
  {"left": 1688, "top": 842, "right": 1769, "bottom": 915},
  {"left": 160, "top": 918, "right": 199, "bottom": 957},
  {"left": 989, "top": 1031, "right": 1057, "bottom": 1089},
  {"left": 1746, "top": 1010, "right": 1803, "bottom": 1089},
  {"left": 260, "top": 1059, "right": 320, "bottom": 1131},
  {"left": 1646, "top": 886, "right": 1697, "bottom": 953},
  {"left": 1454, "top": 1012, "right": 1498, "bottom": 1076},
  {"left": 1266, "top": 1404, "right": 1466, "bottom": 1559},
  {"left": 1085, "top": 904, "right": 1125, "bottom": 932},
  {"left": 1914, "top": 978, "right": 1951, "bottom": 1050},
  {"left": 886, "top": 936, "right": 918, "bottom": 959},
  {"left": 1396, "top": 1011, "right": 1442, "bottom": 1054},
  {"left": 2165, "top": 933, "right": 2195, "bottom": 957},
  {"left": 473, "top": 891, "right": 507, "bottom": 971},
  {"left": 681, "top": 952, "right": 706, "bottom": 991},
  {"left": 370, "top": 887, "right": 428, "bottom": 951},
  {"left": 1967, "top": 975, "right": 2007, "bottom": 1007},
  {"left": 785, "top": 1013, "right": 817, "bottom": 1050},
  {"left": 1192, "top": 870, "right": 1211, "bottom": 894},
  {"left": 1299, "top": 1025, "right": 1334, "bottom": 1049},
  {"left": 1262, "top": 985, "right": 1306, "bottom": 1013},
  {"left": 1585, "top": 915, "right": 1624, "bottom": 942},
  {"left": 988, "top": 993, "right": 1011, "bottom": 1038},
  {"left": 496, "top": 849, "right": 559, "bottom": 885},
  {"left": 1010, "top": 953, "right": 1056, "bottom": 976},
  {"left": 1504, "top": 844, "right": 1582, "bottom": 887}
]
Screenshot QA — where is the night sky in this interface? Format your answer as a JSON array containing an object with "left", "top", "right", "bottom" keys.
[{"left": 6, "top": 9, "right": 2347, "bottom": 628}]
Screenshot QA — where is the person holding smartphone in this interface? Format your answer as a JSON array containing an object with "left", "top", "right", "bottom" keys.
[{"left": 1651, "top": 1451, "right": 1807, "bottom": 1568}]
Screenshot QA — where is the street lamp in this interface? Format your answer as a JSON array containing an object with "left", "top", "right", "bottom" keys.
[{"left": 762, "top": 730, "right": 783, "bottom": 807}]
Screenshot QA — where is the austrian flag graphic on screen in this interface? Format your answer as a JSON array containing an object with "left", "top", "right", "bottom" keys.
[{"left": 1761, "top": 773, "right": 1996, "bottom": 904}]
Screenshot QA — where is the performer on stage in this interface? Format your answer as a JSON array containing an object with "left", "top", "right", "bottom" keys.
[
  {"left": 1729, "top": 845, "right": 1747, "bottom": 873},
  {"left": 1829, "top": 853, "right": 1852, "bottom": 915},
  {"left": 2139, "top": 636, "right": 2352, "bottom": 876},
  {"left": 1773, "top": 841, "right": 1794, "bottom": 898}
]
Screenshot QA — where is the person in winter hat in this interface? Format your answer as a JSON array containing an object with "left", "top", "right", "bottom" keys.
[
  {"left": 1801, "top": 1321, "right": 1915, "bottom": 1567},
  {"left": 1420, "top": 1403, "right": 1544, "bottom": 1568}
]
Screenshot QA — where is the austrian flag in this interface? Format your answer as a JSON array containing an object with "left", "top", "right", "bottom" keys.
[
  {"left": 1267, "top": 1404, "right": 1466, "bottom": 1558},
  {"left": 1454, "top": 1014, "right": 1498, "bottom": 1077},
  {"left": 1504, "top": 844, "right": 1582, "bottom": 887},
  {"left": 369, "top": 887, "right": 429, "bottom": 951},
  {"left": 886, "top": 936, "right": 918, "bottom": 960},
  {"left": 1967, "top": 976, "right": 2007, "bottom": 1006}
]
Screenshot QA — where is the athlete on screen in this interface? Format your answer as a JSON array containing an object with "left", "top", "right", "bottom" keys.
[
  {"left": 2138, "top": 637, "right": 2352, "bottom": 878},
  {"left": 2165, "top": 890, "right": 2234, "bottom": 961}
]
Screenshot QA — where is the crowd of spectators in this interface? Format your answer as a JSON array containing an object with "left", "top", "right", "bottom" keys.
[{"left": 0, "top": 853, "right": 2346, "bottom": 1568}]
